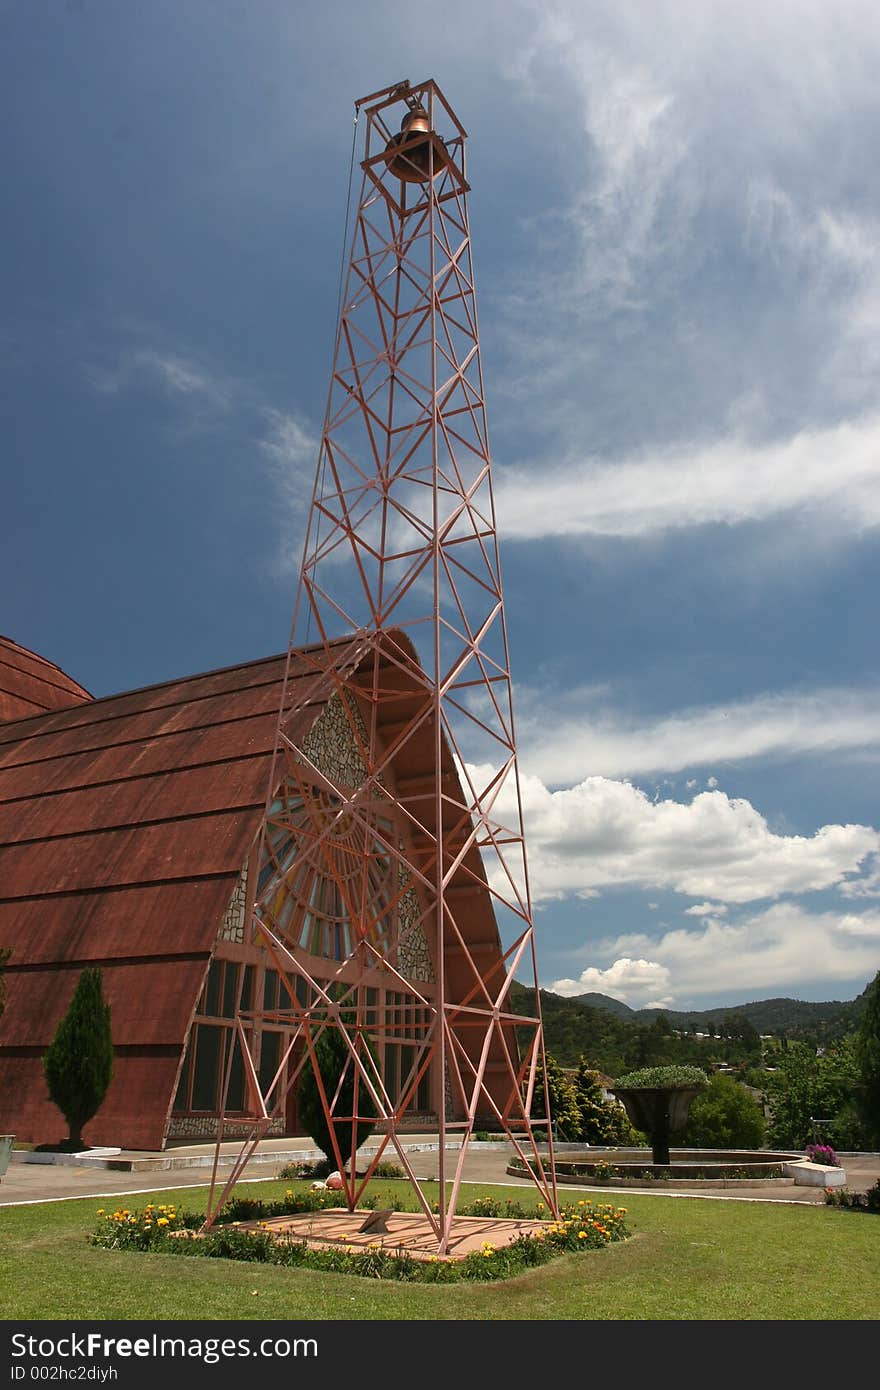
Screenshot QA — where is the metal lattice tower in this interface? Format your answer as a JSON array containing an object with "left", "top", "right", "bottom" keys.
[{"left": 205, "top": 78, "right": 557, "bottom": 1250}]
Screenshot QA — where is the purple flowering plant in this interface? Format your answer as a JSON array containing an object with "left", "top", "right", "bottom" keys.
[{"left": 805, "top": 1143, "right": 839, "bottom": 1166}]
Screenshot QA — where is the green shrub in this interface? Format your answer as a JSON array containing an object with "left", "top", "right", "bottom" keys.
[
  {"left": 683, "top": 1075, "right": 766, "bottom": 1149},
  {"left": 614, "top": 1066, "right": 708, "bottom": 1090},
  {"left": 297, "top": 1025, "right": 378, "bottom": 1165},
  {"left": 276, "top": 1160, "right": 320, "bottom": 1181},
  {"left": 855, "top": 970, "right": 880, "bottom": 1146},
  {"left": 533, "top": 1055, "right": 581, "bottom": 1140},
  {"left": 42, "top": 967, "right": 113, "bottom": 1149},
  {"left": 574, "top": 1061, "right": 641, "bottom": 1145},
  {"left": 765, "top": 1040, "right": 866, "bottom": 1149}
]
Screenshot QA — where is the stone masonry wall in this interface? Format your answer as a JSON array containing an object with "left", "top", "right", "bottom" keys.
[{"left": 218, "top": 861, "right": 248, "bottom": 944}]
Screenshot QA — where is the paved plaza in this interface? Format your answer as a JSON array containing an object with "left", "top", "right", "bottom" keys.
[{"left": 3, "top": 1138, "right": 878, "bottom": 1208}]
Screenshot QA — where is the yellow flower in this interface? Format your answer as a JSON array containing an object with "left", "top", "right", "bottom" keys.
[
  {"left": 578, "top": 1231, "right": 587, "bottom": 1239},
  {"left": 157, "top": 1218, "right": 169, "bottom": 1227}
]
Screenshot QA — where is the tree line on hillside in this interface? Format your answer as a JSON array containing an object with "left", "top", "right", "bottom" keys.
[
  {"left": 527, "top": 972, "right": 880, "bottom": 1152},
  {"left": 636, "top": 995, "right": 863, "bottom": 1041},
  {"left": 511, "top": 982, "right": 765, "bottom": 1074},
  {"left": 565, "top": 989, "right": 864, "bottom": 1038},
  {"left": 510, "top": 979, "right": 873, "bottom": 1074},
  {"left": 3, "top": 950, "right": 880, "bottom": 1159}
]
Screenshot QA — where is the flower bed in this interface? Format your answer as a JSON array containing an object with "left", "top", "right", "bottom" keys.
[
  {"left": 824, "top": 1179, "right": 880, "bottom": 1213},
  {"left": 88, "top": 1190, "right": 629, "bottom": 1282},
  {"left": 805, "top": 1144, "right": 839, "bottom": 1167}
]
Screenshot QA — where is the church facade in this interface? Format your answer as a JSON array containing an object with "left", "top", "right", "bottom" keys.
[{"left": 0, "top": 634, "right": 509, "bottom": 1149}]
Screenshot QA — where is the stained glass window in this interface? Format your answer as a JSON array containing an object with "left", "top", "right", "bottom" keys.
[{"left": 256, "top": 778, "right": 398, "bottom": 962}]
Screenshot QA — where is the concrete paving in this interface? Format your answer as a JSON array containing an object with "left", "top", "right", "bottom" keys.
[{"left": 3, "top": 1139, "right": 878, "bottom": 1208}]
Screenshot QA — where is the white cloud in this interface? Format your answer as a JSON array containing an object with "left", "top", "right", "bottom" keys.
[
  {"left": 495, "top": 414, "right": 880, "bottom": 541},
  {"left": 834, "top": 912, "right": 880, "bottom": 939},
  {"left": 130, "top": 350, "right": 217, "bottom": 398},
  {"left": 566, "top": 901, "right": 880, "bottom": 1004},
  {"left": 684, "top": 902, "right": 728, "bottom": 918},
  {"left": 550, "top": 957, "right": 672, "bottom": 1008},
  {"left": 493, "top": 0, "right": 880, "bottom": 513},
  {"left": 469, "top": 763, "right": 879, "bottom": 904},
  {"left": 516, "top": 684, "right": 880, "bottom": 782},
  {"left": 88, "top": 347, "right": 229, "bottom": 406},
  {"left": 260, "top": 408, "right": 317, "bottom": 469},
  {"left": 839, "top": 855, "right": 880, "bottom": 899},
  {"left": 258, "top": 408, "right": 320, "bottom": 573}
]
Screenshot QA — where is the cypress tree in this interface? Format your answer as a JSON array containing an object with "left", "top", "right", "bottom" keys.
[
  {"left": 533, "top": 1054, "right": 582, "bottom": 1141},
  {"left": 42, "top": 967, "right": 113, "bottom": 1149},
  {"left": 574, "top": 1058, "right": 639, "bottom": 1144},
  {"left": 298, "top": 1025, "right": 378, "bottom": 1168}
]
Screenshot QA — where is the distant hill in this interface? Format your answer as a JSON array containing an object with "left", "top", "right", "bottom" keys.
[
  {"left": 570, "top": 992, "right": 635, "bottom": 1018},
  {"left": 575, "top": 993, "right": 863, "bottom": 1036},
  {"left": 508, "top": 979, "right": 869, "bottom": 1070}
]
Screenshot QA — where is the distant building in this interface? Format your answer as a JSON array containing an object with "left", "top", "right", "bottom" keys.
[{"left": 0, "top": 635, "right": 507, "bottom": 1149}]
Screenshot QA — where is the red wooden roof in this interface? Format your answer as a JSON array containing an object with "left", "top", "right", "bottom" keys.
[
  {"left": 0, "top": 641, "right": 360, "bottom": 1049},
  {"left": 0, "top": 635, "right": 92, "bottom": 723}
]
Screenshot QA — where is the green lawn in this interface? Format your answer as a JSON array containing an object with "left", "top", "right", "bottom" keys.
[{"left": 1, "top": 1180, "right": 876, "bottom": 1320}]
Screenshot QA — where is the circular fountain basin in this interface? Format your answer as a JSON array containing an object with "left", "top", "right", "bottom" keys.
[{"left": 507, "top": 1147, "right": 800, "bottom": 1187}]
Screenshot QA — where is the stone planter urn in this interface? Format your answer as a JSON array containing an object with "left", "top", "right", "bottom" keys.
[
  {"left": 0, "top": 1134, "right": 14, "bottom": 1181},
  {"left": 611, "top": 1071, "right": 708, "bottom": 1166}
]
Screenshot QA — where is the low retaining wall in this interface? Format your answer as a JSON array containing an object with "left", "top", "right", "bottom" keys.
[
  {"left": 782, "top": 1159, "right": 846, "bottom": 1188},
  {"left": 507, "top": 1148, "right": 799, "bottom": 1187},
  {"left": 508, "top": 1165, "right": 792, "bottom": 1190}
]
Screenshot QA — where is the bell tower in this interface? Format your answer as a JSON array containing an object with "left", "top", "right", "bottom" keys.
[{"left": 205, "top": 79, "right": 557, "bottom": 1251}]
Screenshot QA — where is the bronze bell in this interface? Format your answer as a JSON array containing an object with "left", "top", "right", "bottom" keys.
[{"left": 384, "top": 104, "right": 447, "bottom": 183}]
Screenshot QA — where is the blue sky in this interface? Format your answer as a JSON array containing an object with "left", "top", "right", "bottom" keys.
[{"left": 3, "top": 0, "right": 880, "bottom": 1010}]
